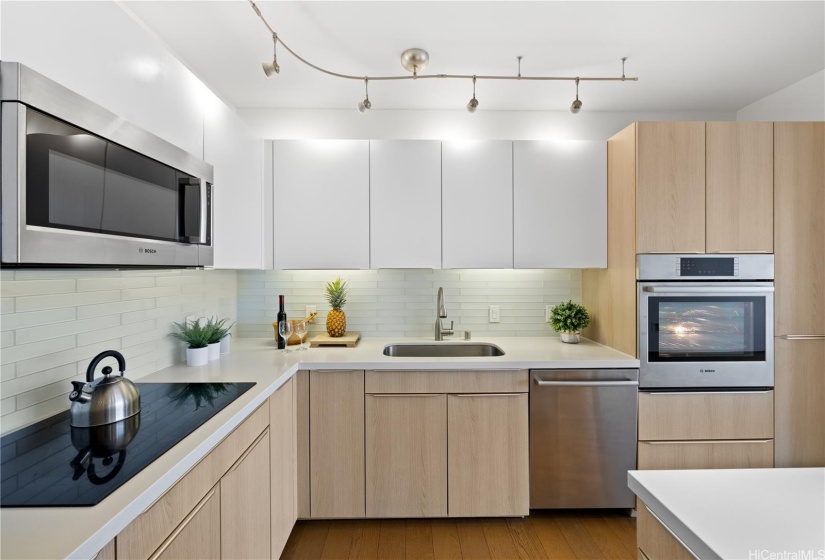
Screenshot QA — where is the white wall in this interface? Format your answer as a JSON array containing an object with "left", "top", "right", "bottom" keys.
[
  {"left": 737, "top": 70, "right": 825, "bottom": 121},
  {"left": 238, "top": 108, "right": 736, "bottom": 141}
]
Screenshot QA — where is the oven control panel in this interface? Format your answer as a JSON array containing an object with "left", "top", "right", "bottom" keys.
[
  {"left": 679, "top": 257, "right": 737, "bottom": 277},
  {"left": 636, "top": 253, "right": 774, "bottom": 281}
]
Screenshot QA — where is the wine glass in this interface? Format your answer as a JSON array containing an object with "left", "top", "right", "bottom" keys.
[
  {"left": 278, "top": 320, "right": 293, "bottom": 353},
  {"left": 294, "top": 320, "right": 307, "bottom": 351}
]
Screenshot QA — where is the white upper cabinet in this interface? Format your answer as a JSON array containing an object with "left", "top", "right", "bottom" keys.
[
  {"left": 513, "top": 141, "right": 607, "bottom": 269},
  {"left": 442, "top": 141, "right": 514, "bottom": 269},
  {"left": 272, "top": 140, "right": 370, "bottom": 269},
  {"left": 370, "top": 141, "right": 442, "bottom": 269}
]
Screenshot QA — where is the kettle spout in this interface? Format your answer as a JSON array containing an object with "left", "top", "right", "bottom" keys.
[{"left": 69, "top": 381, "right": 91, "bottom": 404}]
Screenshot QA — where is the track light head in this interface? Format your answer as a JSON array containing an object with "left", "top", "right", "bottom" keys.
[
  {"left": 466, "top": 76, "right": 478, "bottom": 113},
  {"left": 262, "top": 59, "right": 280, "bottom": 77},
  {"left": 357, "top": 78, "right": 371, "bottom": 113},
  {"left": 570, "top": 78, "right": 582, "bottom": 114}
]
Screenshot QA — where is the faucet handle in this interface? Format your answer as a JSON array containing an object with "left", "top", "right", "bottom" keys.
[{"left": 442, "top": 320, "right": 454, "bottom": 336}]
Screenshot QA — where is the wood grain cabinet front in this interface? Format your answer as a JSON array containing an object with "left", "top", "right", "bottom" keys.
[
  {"left": 270, "top": 379, "right": 297, "bottom": 556},
  {"left": 637, "top": 502, "right": 698, "bottom": 560},
  {"left": 151, "top": 486, "right": 221, "bottom": 560}
]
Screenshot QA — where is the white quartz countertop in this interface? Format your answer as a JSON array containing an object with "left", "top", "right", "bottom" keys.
[
  {"left": 1, "top": 336, "right": 636, "bottom": 560},
  {"left": 629, "top": 468, "right": 825, "bottom": 560}
]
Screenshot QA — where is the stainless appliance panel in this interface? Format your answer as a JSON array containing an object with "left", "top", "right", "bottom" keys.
[
  {"left": 1, "top": 102, "right": 22, "bottom": 262},
  {"left": 530, "top": 369, "right": 639, "bottom": 509},
  {"left": 637, "top": 253, "right": 774, "bottom": 281}
]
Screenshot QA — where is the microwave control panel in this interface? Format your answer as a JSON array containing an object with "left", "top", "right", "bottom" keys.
[{"left": 679, "top": 257, "right": 737, "bottom": 277}]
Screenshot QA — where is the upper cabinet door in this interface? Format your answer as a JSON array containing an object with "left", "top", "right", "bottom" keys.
[
  {"left": 442, "top": 141, "right": 513, "bottom": 268},
  {"left": 370, "top": 141, "right": 441, "bottom": 269},
  {"left": 272, "top": 140, "right": 370, "bottom": 269},
  {"left": 513, "top": 141, "right": 607, "bottom": 268},
  {"left": 636, "top": 122, "right": 706, "bottom": 254},
  {"left": 774, "top": 122, "right": 825, "bottom": 336},
  {"left": 706, "top": 122, "right": 774, "bottom": 253}
]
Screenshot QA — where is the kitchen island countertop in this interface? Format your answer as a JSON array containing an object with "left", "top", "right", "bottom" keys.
[{"left": 2, "top": 336, "right": 637, "bottom": 560}]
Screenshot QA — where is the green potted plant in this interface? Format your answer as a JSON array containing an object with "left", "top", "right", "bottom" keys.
[
  {"left": 204, "top": 316, "right": 235, "bottom": 359},
  {"left": 549, "top": 300, "right": 591, "bottom": 344},
  {"left": 215, "top": 317, "right": 236, "bottom": 355},
  {"left": 171, "top": 318, "right": 211, "bottom": 366}
]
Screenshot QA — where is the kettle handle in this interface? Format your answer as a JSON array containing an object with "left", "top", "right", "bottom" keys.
[{"left": 86, "top": 350, "right": 127, "bottom": 383}]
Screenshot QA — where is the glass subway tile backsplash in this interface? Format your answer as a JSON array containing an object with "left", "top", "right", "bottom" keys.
[{"left": 236, "top": 269, "right": 581, "bottom": 339}]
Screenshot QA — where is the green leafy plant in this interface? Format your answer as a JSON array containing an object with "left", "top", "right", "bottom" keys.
[
  {"left": 171, "top": 383, "right": 231, "bottom": 410},
  {"left": 205, "top": 316, "right": 235, "bottom": 344},
  {"left": 170, "top": 318, "right": 211, "bottom": 349},
  {"left": 549, "top": 301, "right": 591, "bottom": 333}
]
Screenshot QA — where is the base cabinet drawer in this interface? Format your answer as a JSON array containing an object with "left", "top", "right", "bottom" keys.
[
  {"left": 152, "top": 485, "right": 221, "bottom": 560},
  {"left": 637, "top": 502, "right": 697, "bottom": 560},
  {"left": 638, "top": 439, "right": 774, "bottom": 470}
]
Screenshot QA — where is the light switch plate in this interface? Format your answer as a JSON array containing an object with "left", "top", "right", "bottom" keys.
[
  {"left": 306, "top": 305, "right": 317, "bottom": 319},
  {"left": 489, "top": 305, "right": 500, "bottom": 323}
]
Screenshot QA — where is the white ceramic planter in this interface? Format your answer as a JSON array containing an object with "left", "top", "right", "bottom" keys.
[
  {"left": 560, "top": 331, "right": 581, "bottom": 344},
  {"left": 207, "top": 342, "right": 221, "bottom": 361},
  {"left": 220, "top": 335, "right": 231, "bottom": 355},
  {"left": 186, "top": 346, "right": 209, "bottom": 366}
]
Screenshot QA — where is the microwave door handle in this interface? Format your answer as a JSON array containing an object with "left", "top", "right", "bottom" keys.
[
  {"left": 199, "top": 179, "right": 208, "bottom": 245},
  {"left": 642, "top": 286, "right": 774, "bottom": 294},
  {"left": 178, "top": 178, "right": 206, "bottom": 244}
]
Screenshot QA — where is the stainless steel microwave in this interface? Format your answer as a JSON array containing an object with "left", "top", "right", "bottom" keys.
[{"left": 1, "top": 62, "right": 214, "bottom": 267}]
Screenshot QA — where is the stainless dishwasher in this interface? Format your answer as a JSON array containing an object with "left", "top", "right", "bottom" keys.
[{"left": 530, "top": 369, "right": 639, "bottom": 509}]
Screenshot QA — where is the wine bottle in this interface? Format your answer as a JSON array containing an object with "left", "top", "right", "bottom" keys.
[{"left": 277, "top": 295, "right": 287, "bottom": 349}]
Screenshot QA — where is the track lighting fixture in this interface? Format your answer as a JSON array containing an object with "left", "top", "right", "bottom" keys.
[
  {"left": 262, "top": 32, "right": 280, "bottom": 77},
  {"left": 570, "top": 78, "right": 582, "bottom": 114},
  {"left": 357, "top": 78, "right": 371, "bottom": 113},
  {"left": 248, "top": 0, "right": 638, "bottom": 109},
  {"left": 467, "top": 76, "right": 479, "bottom": 113}
]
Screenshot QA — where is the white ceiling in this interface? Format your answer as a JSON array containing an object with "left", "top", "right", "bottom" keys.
[{"left": 124, "top": 1, "right": 825, "bottom": 112}]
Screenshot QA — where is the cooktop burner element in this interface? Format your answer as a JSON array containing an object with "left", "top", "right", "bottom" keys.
[{"left": 1, "top": 382, "right": 254, "bottom": 507}]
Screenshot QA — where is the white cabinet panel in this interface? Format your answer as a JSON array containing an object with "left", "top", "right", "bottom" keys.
[
  {"left": 513, "top": 141, "right": 607, "bottom": 268},
  {"left": 206, "top": 103, "right": 263, "bottom": 269},
  {"left": 370, "top": 141, "right": 441, "bottom": 269},
  {"left": 442, "top": 141, "right": 513, "bottom": 269},
  {"left": 272, "top": 140, "right": 370, "bottom": 269}
]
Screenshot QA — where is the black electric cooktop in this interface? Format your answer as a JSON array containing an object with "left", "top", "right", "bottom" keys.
[{"left": 0, "top": 382, "right": 254, "bottom": 507}]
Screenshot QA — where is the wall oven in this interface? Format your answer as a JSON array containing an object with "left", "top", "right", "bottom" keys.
[
  {"left": 638, "top": 254, "right": 774, "bottom": 389},
  {"left": 1, "top": 62, "right": 213, "bottom": 267}
]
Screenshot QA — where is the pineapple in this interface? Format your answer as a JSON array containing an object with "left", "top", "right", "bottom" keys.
[{"left": 324, "top": 277, "right": 348, "bottom": 337}]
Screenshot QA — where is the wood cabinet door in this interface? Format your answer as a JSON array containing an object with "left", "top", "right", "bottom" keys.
[
  {"left": 154, "top": 485, "right": 221, "bottom": 560},
  {"left": 637, "top": 502, "right": 698, "bottom": 560},
  {"left": 774, "top": 122, "right": 825, "bottom": 336},
  {"left": 270, "top": 380, "right": 296, "bottom": 557},
  {"left": 272, "top": 140, "right": 370, "bottom": 269},
  {"left": 370, "top": 140, "right": 442, "bottom": 268},
  {"left": 447, "top": 393, "right": 529, "bottom": 517},
  {"left": 513, "top": 140, "right": 607, "bottom": 268},
  {"left": 366, "top": 394, "right": 447, "bottom": 517},
  {"left": 221, "top": 428, "right": 271, "bottom": 560},
  {"left": 638, "top": 440, "right": 774, "bottom": 470},
  {"left": 706, "top": 121, "right": 774, "bottom": 253},
  {"left": 442, "top": 140, "right": 513, "bottom": 268},
  {"left": 636, "top": 122, "right": 706, "bottom": 253},
  {"left": 310, "top": 370, "right": 366, "bottom": 518},
  {"left": 775, "top": 337, "right": 825, "bottom": 467}
]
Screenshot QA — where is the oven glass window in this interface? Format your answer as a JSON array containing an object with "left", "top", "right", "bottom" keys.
[{"left": 648, "top": 296, "right": 766, "bottom": 362}]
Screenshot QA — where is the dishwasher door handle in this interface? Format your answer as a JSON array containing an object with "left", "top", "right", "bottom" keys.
[{"left": 533, "top": 379, "right": 639, "bottom": 387}]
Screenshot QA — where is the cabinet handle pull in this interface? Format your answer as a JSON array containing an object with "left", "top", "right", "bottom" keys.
[
  {"left": 707, "top": 250, "right": 770, "bottom": 254},
  {"left": 228, "top": 428, "right": 269, "bottom": 474},
  {"left": 314, "top": 369, "right": 359, "bottom": 373},
  {"left": 644, "top": 439, "right": 772, "bottom": 445},
  {"left": 368, "top": 393, "right": 441, "bottom": 397},
  {"left": 647, "top": 390, "right": 772, "bottom": 395},
  {"left": 452, "top": 393, "right": 524, "bottom": 397},
  {"left": 777, "top": 335, "right": 825, "bottom": 340},
  {"left": 148, "top": 487, "right": 218, "bottom": 560},
  {"left": 644, "top": 506, "right": 701, "bottom": 560}
]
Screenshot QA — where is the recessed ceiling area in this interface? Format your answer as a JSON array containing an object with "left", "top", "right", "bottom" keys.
[{"left": 124, "top": 1, "right": 825, "bottom": 112}]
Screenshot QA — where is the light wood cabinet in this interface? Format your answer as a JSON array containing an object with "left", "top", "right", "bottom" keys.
[
  {"left": 638, "top": 440, "right": 774, "bottom": 470},
  {"left": 513, "top": 140, "right": 607, "bottom": 268},
  {"left": 271, "top": 140, "right": 370, "bottom": 269},
  {"left": 270, "top": 379, "right": 296, "bottom": 558},
  {"left": 442, "top": 140, "right": 513, "bottom": 268},
  {"left": 309, "top": 370, "right": 365, "bottom": 518},
  {"left": 447, "top": 393, "right": 529, "bottom": 517},
  {"left": 637, "top": 502, "right": 697, "bottom": 560},
  {"left": 774, "top": 122, "right": 825, "bottom": 336},
  {"left": 636, "top": 121, "right": 706, "bottom": 254},
  {"left": 365, "top": 369, "right": 528, "bottom": 394},
  {"left": 365, "top": 394, "right": 447, "bottom": 518},
  {"left": 706, "top": 122, "right": 774, "bottom": 253},
  {"left": 295, "top": 371, "right": 310, "bottom": 519},
  {"left": 370, "top": 140, "right": 442, "bottom": 268},
  {"left": 152, "top": 486, "right": 221, "bottom": 560},
  {"left": 94, "top": 540, "right": 116, "bottom": 560},
  {"left": 775, "top": 338, "right": 825, "bottom": 467}
]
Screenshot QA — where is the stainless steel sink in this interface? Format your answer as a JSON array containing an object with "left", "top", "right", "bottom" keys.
[{"left": 382, "top": 343, "right": 505, "bottom": 357}]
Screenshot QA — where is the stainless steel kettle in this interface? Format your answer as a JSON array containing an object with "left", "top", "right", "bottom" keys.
[{"left": 70, "top": 350, "right": 141, "bottom": 427}]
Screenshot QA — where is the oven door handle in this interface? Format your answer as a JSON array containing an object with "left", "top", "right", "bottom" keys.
[{"left": 642, "top": 286, "right": 773, "bottom": 294}]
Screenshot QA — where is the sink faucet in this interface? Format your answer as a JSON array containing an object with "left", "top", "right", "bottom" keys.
[{"left": 435, "top": 287, "right": 454, "bottom": 341}]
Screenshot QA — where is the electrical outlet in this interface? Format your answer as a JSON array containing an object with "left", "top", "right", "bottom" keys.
[
  {"left": 306, "top": 305, "right": 317, "bottom": 319},
  {"left": 489, "top": 305, "right": 500, "bottom": 323},
  {"left": 186, "top": 315, "right": 198, "bottom": 326},
  {"left": 545, "top": 305, "right": 552, "bottom": 322}
]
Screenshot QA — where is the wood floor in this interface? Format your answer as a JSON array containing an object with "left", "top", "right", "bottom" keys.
[{"left": 280, "top": 510, "right": 637, "bottom": 560}]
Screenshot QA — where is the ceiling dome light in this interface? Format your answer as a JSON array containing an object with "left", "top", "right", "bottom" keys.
[
  {"left": 262, "top": 33, "right": 280, "bottom": 77},
  {"left": 466, "top": 76, "right": 479, "bottom": 113},
  {"left": 570, "top": 78, "right": 582, "bottom": 114},
  {"left": 357, "top": 78, "right": 371, "bottom": 113}
]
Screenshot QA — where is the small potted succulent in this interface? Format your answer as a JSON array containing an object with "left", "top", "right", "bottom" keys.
[
  {"left": 204, "top": 317, "right": 228, "bottom": 361},
  {"left": 549, "top": 300, "right": 591, "bottom": 344},
  {"left": 171, "top": 318, "right": 211, "bottom": 366}
]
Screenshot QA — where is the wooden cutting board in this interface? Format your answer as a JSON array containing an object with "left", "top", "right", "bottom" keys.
[{"left": 310, "top": 332, "right": 361, "bottom": 348}]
